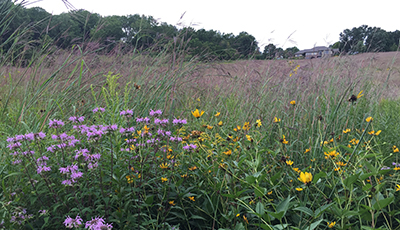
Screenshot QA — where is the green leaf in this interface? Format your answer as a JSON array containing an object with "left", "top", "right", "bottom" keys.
[
  {"left": 255, "top": 224, "right": 273, "bottom": 230},
  {"left": 145, "top": 195, "right": 154, "bottom": 205},
  {"left": 190, "top": 215, "right": 207, "bottom": 221},
  {"left": 372, "top": 196, "right": 394, "bottom": 211},
  {"left": 363, "top": 160, "right": 378, "bottom": 174},
  {"left": 293, "top": 206, "right": 314, "bottom": 217},
  {"left": 308, "top": 219, "right": 323, "bottom": 230},
  {"left": 276, "top": 195, "right": 292, "bottom": 214},
  {"left": 312, "top": 171, "right": 327, "bottom": 184},
  {"left": 314, "top": 203, "right": 333, "bottom": 217},
  {"left": 256, "top": 202, "right": 265, "bottom": 215},
  {"left": 360, "top": 172, "right": 375, "bottom": 180},
  {"left": 254, "top": 186, "right": 267, "bottom": 198},
  {"left": 246, "top": 175, "right": 256, "bottom": 184},
  {"left": 343, "top": 174, "right": 359, "bottom": 188}
]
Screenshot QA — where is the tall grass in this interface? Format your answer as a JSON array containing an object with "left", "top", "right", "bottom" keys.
[{"left": 2, "top": 1, "right": 400, "bottom": 229}]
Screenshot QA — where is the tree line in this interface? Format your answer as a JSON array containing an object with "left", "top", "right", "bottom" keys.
[{"left": 1, "top": 0, "right": 399, "bottom": 63}]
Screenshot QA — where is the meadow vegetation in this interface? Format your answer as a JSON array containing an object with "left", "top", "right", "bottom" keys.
[{"left": 3, "top": 2, "right": 400, "bottom": 230}]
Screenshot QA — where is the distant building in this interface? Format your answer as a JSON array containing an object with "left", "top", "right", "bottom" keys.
[{"left": 294, "top": 46, "right": 339, "bottom": 59}]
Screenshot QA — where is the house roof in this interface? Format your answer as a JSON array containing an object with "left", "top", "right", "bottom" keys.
[{"left": 295, "top": 46, "right": 332, "bottom": 55}]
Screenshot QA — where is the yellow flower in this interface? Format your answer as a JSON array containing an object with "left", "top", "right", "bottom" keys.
[
  {"left": 336, "top": 161, "right": 347, "bottom": 167},
  {"left": 169, "top": 200, "right": 176, "bottom": 206},
  {"left": 246, "top": 135, "right": 252, "bottom": 141},
  {"left": 267, "top": 191, "right": 273, "bottom": 195},
  {"left": 280, "top": 135, "right": 288, "bottom": 144},
  {"left": 189, "top": 166, "right": 197, "bottom": 171},
  {"left": 298, "top": 172, "right": 313, "bottom": 184},
  {"left": 295, "top": 188, "right": 303, "bottom": 191},
  {"left": 188, "top": 196, "right": 195, "bottom": 201},
  {"left": 223, "top": 149, "right": 232, "bottom": 156},
  {"left": 191, "top": 109, "right": 205, "bottom": 118},
  {"left": 324, "top": 150, "right": 339, "bottom": 159},
  {"left": 375, "top": 130, "right": 381, "bottom": 135},
  {"left": 181, "top": 173, "right": 188, "bottom": 178},
  {"left": 273, "top": 117, "right": 281, "bottom": 123},
  {"left": 343, "top": 128, "right": 351, "bottom": 133},
  {"left": 206, "top": 125, "right": 213, "bottom": 130},
  {"left": 236, "top": 213, "right": 240, "bottom": 217},
  {"left": 394, "top": 167, "right": 400, "bottom": 171},
  {"left": 243, "top": 215, "right": 249, "bottom": 224},
  {"left": 292, "top": 167, "right": 300, "bottom": 173},
  {"left": 327, "top": 221, "right": 336, "bottom": 228},
  {"left": 126, "top": 175, "right": 134, "bottom": 184},
  {"left": 249, "top": 200, "right": 255, "bottom": 205},
  {"left": 233, "top": 125, "right": 241, "bottom": 132},
  {"left": 215, "top": 112, "right": 220, "bottom": 117},
  {"left": 218, "top": 121, "right": 223, "bottom": 126},
  {"left": 304, "top": 148, "right": 310, "bottom": 153},
  {"left": 159, "top": 162, "right": 169, "bottom": 169},
  {"left": 396, "top": 185, "right": 400, "bottom": 191},
  {"left": 161, "top": 177, "right": 168, "bottom": 183},
  {"left": 357, "top": 90, "right": 364, "bottom": 99},
  {"left": 286, "top": 160, "right": 294, "bottom": 166},
  {"left": 242, "top": 122, "right": 250, "bottom": 131},
  {"left": 290, "top": 100, "right": 296, "bottom": 105},
  {"left": 366, "top": 117, "right": 373, "bottom": 122},
  {"left": 256, "top": 119, "right": 262, "bottom": 127}
]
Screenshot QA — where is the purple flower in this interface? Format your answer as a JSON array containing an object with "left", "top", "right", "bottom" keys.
[
  {"left": 85, "top": 216, "right": 112, "bottom": 230},
  {"left": 23, "top": 133, "right": 35, "bottom": 141},
  {"left": 64, "top": 215, "right": 83, "bottom": 228},
  {"left": 49, "top": 119, "right": 64, "bottom": 128},
  {"left": 173, "top": 118, "right": 187, "bottom": 125},
  {"left": 149, "top": 109, "right": 162, "bottom": 116},
  {"left": 183, "top": 144, "right": 197, "bottom": 151},
  {"left": 381, "top": 166, "right": 391, "bottom": 170},
  {"left": 93, "top": 107, "right": 105, "bottom": 113},
  {"left": 136, "top": 117, "right": 144, "bottom": 123},
  {"left": 47, "top": 145, "right": 56, "bottom": 152}
]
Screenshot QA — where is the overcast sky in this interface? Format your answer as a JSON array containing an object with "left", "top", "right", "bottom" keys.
[{"left": 26, "top": 0, "right": 400, "bottom": 50}]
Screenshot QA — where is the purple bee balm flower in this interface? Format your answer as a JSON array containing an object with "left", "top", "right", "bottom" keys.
[
  {"left": 37, "top": 132, "right": 46, "bottom": 139},
  {"left": 136, "top": 117, "right": 144, "bottom": 123},
  {"left": 144, "top": 117, "right": 150, "bottom": 123},
  {"left": 165, "top": 131, "right": 171, "bottom": 136},
  {"left": 183, "top": 145, "right": 191, "bottom": 151},
  {"left": 78, "top": 116, "right": 85, "bottom": 123},
  {"left": 49, "top": 119, "right": 64, "bottom": 128},
  {"left": 381, "top": 166, "right": 390, "bottom": 170},
  {"left": 120, "top": 110, "right": 126, "bottom": 116},
  {"left": 23, "top": 133, "right": 35, "bottom": 141},
  {"left": 93, "top": 107, "right": 105, "bottom": 113},
  {"left": 62, "top": 179, "right": 72, "bottom": 186},
  {"left": 71, "top": 171, "right": 83, "bottom": 180}
]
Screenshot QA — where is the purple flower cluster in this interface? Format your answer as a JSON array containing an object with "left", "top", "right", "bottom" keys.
[
  {"left": 85, "top": 216, "right": 113, "bottom": 230},
  {"left": 149, "top": 109, "right": 162, "bottom": 117},
  {"left": 49, "top": 119, "right": 65, "bottom": 128},
  {"left": 173, "top": 118, "right": 187, "bottom": 125},
  {"left": 59, "top": 164, "right": 83, "bottom": 186},
  {"left": 157, "top": 129, "right": 172, "bottom": 136},
  {"left": 170, "top": 136, "right": 183, "bottom": 142},
  {"left": 69, "top": 116, "right": 85, "bottom": 123},
  {"left": 120, "top": 109, "right": 133, "bottom": 117},
  {"left": 136, "top": 117, "right": 150, "bottom": 123},
  {"left": 119, "top": 127, "right": 135, "bottom": 135},
  {"left": 47, "top": 133, "right": 80, "bottom": 151},
  {"left": 92, "top": 107, "right": 105, "bottom": 113},
  {"left": 6, "top": 132, "right": 46, "bottom": 149},
  {"left": 183, "top": 144, "right": 197, "bottom": 151},
  {"left": 393, "top": 162, "right": 400, "bottom": 167},
  {"left": 10, "top": 209, "right": 33, "bottom": 225},
  {"left": 74, "top": 149, "right": 101, "bottom": 169},
  {"left": 36, "top": 155, "right": 51, "bottom": 174},
  {"left": 64, "top": 215, "right": 83, "bottom": 228},
  {"left": 381, "top": 166, "right": 390, "bottom": 170},
  {"left": 154, "top": 118, "right": 169, "bottom": 125}
]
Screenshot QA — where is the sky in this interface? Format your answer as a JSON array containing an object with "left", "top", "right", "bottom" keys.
[{"left": 26, "top": 0, "right": 400, "bottom": 50}]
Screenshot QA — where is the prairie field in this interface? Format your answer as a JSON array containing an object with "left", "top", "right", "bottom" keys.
[{"left": 2, "top": 41, "right": 400, "bottom": 230}]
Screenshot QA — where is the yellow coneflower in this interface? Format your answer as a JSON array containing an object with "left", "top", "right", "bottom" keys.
[
  {"left": 191, "top": 109, "right": 204, "bottom": 118},
  {"left": 223, "top": 149, "right": 232, "bottom": 156},
  {"left": 327, "top": 221, "right": 336, "bottom": 228},
  {"left": 393, "top": 146, "right": 399, "bottom": 153},
  {"left": 256, "top": 119, "right": 262, "bottom": 127},
  {"left": 295, "top": 187, "right": 303, "bottom": 191},
  {"left": 126, "top": 175, "right": 134, "bottom": 184},
  {"left": 246, "top": 135, "right": 252, "bottom": 142},
  {"left": 159, "top": 163, "right": 169, "bottom": 169},
  {"left": 267, "top": 191, "right": 273, "bottom": 195},
  {"left": 343, "top": 128, "right": 351, "bottom": 133},
  {"left": 298, "top": 172, "right": 313, "bottom": 184},
  {"left": 188, "top": 166, "right": 197, "bottom": 171},
  {"left": 243, "top": 215, "right": 249, "bottom": 224},
  {"left": 286, "top": 160, "right": 294, "bottom": 166},
  {"left": 169, "top": 200, "right": 176, "bottom": 206},
  {"left": 215, "top": 112, "right": 220, "bottom": 117},
  {"left": 218, "top": 121, "right": 223, "bottom": 126},
  {"left": 280, "top": 135, "right": 288, "bottom": 144},
  {"left": 273, "top": 117, "right": 281, "bottom": 123},
  {"left": 304, "top": 148, "right": 310, "bottom": 153},
  {"left": 206, "top": 125, "right": 213, "bottom": 130},
  {"left": 366, "top": 117, "right": 373, "bottom": 122},
  {"left": 161, "top": 177, "right": 168, "bottom": 183},
  {"left": 242, "top": 122, "right": 250, "bottom": 131},
  {"left": 396, "top": 184, "right": 400, "bottom": 191},
  {"left": 188, "top": 196, "right": 195, "bottom": 201},
  {"left": 290, "top": 100, "right": 296, "bottom": 105}
]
